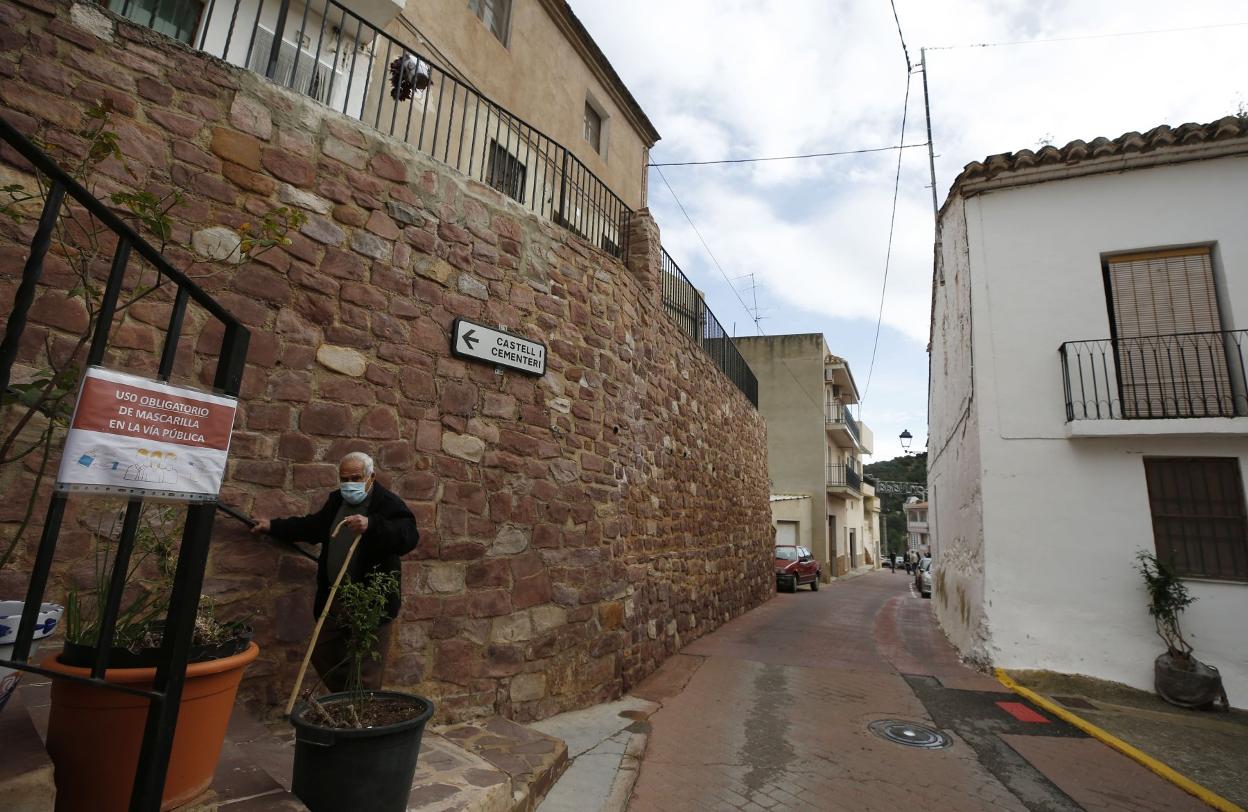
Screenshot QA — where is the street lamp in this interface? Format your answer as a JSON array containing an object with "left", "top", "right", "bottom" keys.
[{"left": 899, "top": 429, "right": 913, "bottom": 454}]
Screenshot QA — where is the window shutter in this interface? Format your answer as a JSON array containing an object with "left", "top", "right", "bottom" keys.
[{"left": 1106, "top": 248, "right": 1231, "bottom": 417}]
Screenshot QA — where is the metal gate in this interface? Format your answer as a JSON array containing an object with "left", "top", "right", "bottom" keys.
[{"left": 0, "top": 115, "right": 250, "bottom": 810}]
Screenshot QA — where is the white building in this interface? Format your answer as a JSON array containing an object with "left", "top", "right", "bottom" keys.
[
  {"left": 904, "top": 499, "right": 928, "bottom": 553},
  {"left": 928, "top": 116, "right": 1248, "bottom": 705}
]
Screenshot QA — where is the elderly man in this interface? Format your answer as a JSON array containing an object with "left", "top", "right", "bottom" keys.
[{"left": 252, "top": 451, "right": 419, "bottom": 692}]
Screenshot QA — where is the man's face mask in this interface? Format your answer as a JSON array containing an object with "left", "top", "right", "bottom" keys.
[{"left": 340, "top": 480, "right": 369, "bottom": 504}]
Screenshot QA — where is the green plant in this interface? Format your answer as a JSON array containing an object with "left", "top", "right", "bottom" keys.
[
  {"left": 337, "top": 571, "right": 398, "bottom": 701},
  {"left": 1135, "top": 550, "right": 1196, "bottom": 661},
  {"left": 64, "top": 502, "right": 248, "bottom": 656}
]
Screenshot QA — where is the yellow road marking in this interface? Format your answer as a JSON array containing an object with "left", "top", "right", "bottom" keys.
[{"left": 994, "top": 669, "right": 1244, "bottom": 812}]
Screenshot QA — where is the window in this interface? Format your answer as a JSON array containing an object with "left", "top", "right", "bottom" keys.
[
  {"left": 108, "top": 0, "right": 202, "bottom": 44},
  {"left": 584, "top": 102, "right": 603, "bottom": 153},
  {"left": 469, "top": 0, "right": 511, "bottom": 44},
  {"left": 1104, "top": 247, "right": 1232, "bottom": 417},
  {"left": 1144, "top": 457, "right": 1248, "bottom": 581},
  {"left": 245, "top": 28, "right": 339, "bottom": 105},
  {"left": 486, "top": 140, "right": 526, "bottom": 204}
]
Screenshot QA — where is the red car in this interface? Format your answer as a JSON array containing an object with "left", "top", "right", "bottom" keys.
[{"left": 775, "top": 545, "right": 820, "bottom": 592}]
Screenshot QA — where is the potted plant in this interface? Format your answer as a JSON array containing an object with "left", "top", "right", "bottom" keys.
[
  {"left": 1135, "top": 550, "right": 1229, "bottom": 711},
  {"left": 290, "top": 571, "right": 434, "bottom": 812},
  {"left": 39, "top": 503, "right": 258, "bottom": 811}
]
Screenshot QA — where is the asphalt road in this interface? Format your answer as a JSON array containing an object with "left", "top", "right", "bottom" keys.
[{"left": 627, "top": 569, "right": 1208, "bottom": 812}]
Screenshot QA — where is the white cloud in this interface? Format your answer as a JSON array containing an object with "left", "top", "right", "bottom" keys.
[{"left": 573, "top": 0, "right": 1247, "bottom": 456}]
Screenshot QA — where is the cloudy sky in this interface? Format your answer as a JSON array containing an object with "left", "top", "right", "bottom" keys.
[{"left": 573, "top": 0, "right": 1247, "bottom": 460}]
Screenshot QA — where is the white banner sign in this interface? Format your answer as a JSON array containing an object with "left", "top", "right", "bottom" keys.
[
  {"left": 56, "top": 367, "right": 238, "bottom": 501},
  {"left": 450, "top": 318, "right": 546, "bottom": 376}
]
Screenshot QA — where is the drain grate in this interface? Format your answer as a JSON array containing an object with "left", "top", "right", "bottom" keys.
[{"left": 868, "top": 720, "right": 952, "bottom": 749}]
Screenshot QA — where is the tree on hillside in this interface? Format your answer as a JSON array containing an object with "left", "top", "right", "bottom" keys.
[{"left": 865, "top": 453, "right": 926, "bottom": 557}]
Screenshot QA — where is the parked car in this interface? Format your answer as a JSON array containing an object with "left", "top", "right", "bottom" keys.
[
  {"left": 775, "top": 545, "right": 820, "bottom": 592},
  {"left": 915, "top": 558, "right": 932, "bottom": 598}
]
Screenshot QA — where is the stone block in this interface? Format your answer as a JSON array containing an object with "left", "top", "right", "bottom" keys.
[
  {"left": 316, "top": 344, "right": 367, "bottom": 377},
  {"left": 299, "top": 402, "right": 354, "bottom": 436},
  {"left": 229, "top": 94, "right": 272, "bottom": 140},
  {"left": 210, "top": 127, "right": 261, "bottom": 171},
  {"left": 510, "top": 672, "right": 546, "bottom": 702},
  {"left": 442, "top": 432, "right": 485, "bottom": 462}
]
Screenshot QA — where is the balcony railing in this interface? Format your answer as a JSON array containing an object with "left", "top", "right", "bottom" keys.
[
  {"left": 1060, "top": 329, "right": 1248, "bottom": 420},
  {"left": 827, "top": 464, "right": 862, "bottom": 493},
  {"left": 826, "top": 401, "right": 861, "bottom": 443},
  {"left": 660, "top": 249, "right": 758, "bottom": 406},
  {"left": 109, "top": 0, "right": 630, "bottom": 257}
]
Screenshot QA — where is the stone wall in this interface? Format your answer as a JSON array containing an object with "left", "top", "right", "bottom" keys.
[{"left": 0, "top": 0, "right": 772, "bottom": 722}]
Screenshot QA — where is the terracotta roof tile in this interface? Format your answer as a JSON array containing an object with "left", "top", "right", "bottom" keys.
[{"left": 949, "top": 115, "right": 1248, "bottom": 193}]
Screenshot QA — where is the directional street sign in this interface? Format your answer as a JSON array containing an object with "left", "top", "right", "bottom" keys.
[{"left": 450, "top": 318, "right": 547, "bottom": 376}]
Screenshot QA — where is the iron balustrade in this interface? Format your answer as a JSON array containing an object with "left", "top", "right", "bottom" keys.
[
  {"left": 826, "top": 400, "right": 860, "bottom": 444},
  {"left": 827, "top": 464, "right": 862, "bottom": 492},
  {"left": 1060, "top": 329, "right": 1248, "bottom": 420},
  {"left": 107, "top": 0, "right": 631, "bottom": 258},
  {"left": 659, "top": 248, "right": 758, "bottom": 406},
  {"left": 0, "top": 115, "right": 250, "bottom": 812}
]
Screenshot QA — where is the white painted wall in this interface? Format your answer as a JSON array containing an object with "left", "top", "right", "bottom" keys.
[
  {"left": 935, "top": 152, "right": 1248, "bottom": 703},
  {"left": 928, "top": 194, "right": 989, "bottom": 659}
]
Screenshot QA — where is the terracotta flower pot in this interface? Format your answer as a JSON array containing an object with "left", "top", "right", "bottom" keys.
[{"left": 42, "top": 641, "right": 259, "bottom": 812}]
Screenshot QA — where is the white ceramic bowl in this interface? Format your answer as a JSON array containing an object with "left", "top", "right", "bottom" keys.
[{"left": 0, "top": 601, "right": 64, "bottom": 645}]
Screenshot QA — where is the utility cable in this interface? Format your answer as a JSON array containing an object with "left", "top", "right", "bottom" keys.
[
  {"left": 861, "top": 72, "right": 912, "bottom": 407},
  {"left": 889, "top": 0, "right": 913, "bottom": 71},
  {"left": 925, "top": 20, "right": 1248, "bottom": 51},
  {"left": 652, "top": 165, "right": 760, "bottom": 333},
  {"left": 648, "top": 142, "right": 928, "bottom": 167}
]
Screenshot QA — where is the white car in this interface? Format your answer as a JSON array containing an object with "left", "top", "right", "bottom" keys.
[{"left": 917, "top": 558, "right": 932, "bottom": 598}]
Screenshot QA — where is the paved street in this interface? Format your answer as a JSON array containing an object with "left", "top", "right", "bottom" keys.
[{"left": 628, "top": 570, "right": 1208, "bottom": 812}]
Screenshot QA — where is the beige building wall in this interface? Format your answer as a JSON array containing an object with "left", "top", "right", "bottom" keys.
[
  {"left": 770, "top": 496, "right": 813, "bottom": 552},
  {"left": 737, "top": 335, "right": 832, "bottom": 572},
  {"left": 393, "top": 0, "right": 658, "bottom": 209}
]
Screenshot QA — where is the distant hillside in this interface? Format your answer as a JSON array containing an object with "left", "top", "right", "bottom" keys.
[
  {"left": 864, "top": 452, "right": 926, "bottom": 484},
  {"left": 865, "top": 453, "right": 926, "bottom": 556}
]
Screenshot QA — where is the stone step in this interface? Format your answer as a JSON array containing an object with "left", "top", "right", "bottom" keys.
[
  {"left": 0, "top": 683, "right": 55, "bottom": 812},
  {"left": 6, "top": 676, "right": 565, "bottom": 812},
  {"left": 438, "top": 716, "right": 570, "bottom": 812}
]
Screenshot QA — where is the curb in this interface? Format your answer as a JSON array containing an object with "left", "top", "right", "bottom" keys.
[
  {"left": 994, "top": 669, "right": 1244, "bottom": 812},
  {"left": 601, "top": 731, "right": 647, "bottom": 812}
]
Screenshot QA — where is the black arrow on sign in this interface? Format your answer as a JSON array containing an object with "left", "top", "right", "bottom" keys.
[{"left": 462, "top": 329, "right": 479, "bottom": 350}]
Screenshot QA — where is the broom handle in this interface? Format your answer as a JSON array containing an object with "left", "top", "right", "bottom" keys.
[{"left": 286, "top": 518, "right": 360, "bottom": 716}]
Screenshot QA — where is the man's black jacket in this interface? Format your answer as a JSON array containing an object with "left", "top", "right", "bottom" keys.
[{"left": 268, "top": 483, "right": 418, "bottom": 620}]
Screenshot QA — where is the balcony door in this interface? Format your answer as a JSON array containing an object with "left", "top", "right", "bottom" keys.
[{"left": 1104, "top": 247, "right": 1234, "bottom": 417}]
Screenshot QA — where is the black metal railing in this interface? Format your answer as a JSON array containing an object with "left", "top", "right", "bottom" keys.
[
  {"left": 1060, "top": 330, "right": 1248, "bottom": 420},
  {"left": 659, "top": 249, "right": 758, "bottom": 406},
  {"left": 826, "top": 400, "right": 860, "bottom": 444},
  {"left": 0, "top": 115, "right": 249, "bottom": 811},
  {"left": 107, "top": 0, "right": 631, "bottom": 257},
  {"left": 827, "top": 464, "right": 861, "bottom": 492}
]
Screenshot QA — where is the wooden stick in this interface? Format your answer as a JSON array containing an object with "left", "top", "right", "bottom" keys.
[{"left": 286, "top": 518, "right": 360, "bottom": 717}]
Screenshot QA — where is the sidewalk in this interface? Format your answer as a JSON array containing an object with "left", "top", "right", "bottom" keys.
[{"left": 1007, "top": 669, "right": 1248, "bottom": 809}]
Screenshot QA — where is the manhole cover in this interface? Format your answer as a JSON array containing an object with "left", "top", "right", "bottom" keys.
[{"left": 868, "top": 720, "right": 951, "bottom": 749}]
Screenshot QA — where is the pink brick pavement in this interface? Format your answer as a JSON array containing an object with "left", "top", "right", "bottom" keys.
[{"left": 628, "top": 570, "right": 1208, "bottom": 812}]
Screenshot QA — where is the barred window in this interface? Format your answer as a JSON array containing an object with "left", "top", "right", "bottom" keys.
[{"left": 1143, "top": 457, "right": 1248, "bottom": 580}]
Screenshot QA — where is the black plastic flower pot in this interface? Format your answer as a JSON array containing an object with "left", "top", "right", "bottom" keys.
[{"left": 291, "top": 690, "right": 435, "bottom": 812}]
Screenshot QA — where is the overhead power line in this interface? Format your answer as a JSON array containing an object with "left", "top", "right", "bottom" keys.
[
  {"left": 862, "top": 67, "right": 914, "bottom": 408},
  {"left": 652, "top": 166, "right": 761, "bottom": 334},
  {"left": 889, "top": 0, "right": 913, "bottom": 71},
  {"left": 648, "top": 142, "right": 928, "bottom": 167},
  {"left": 926, "top": 20, "right": 1248, "bottom": 51}
]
